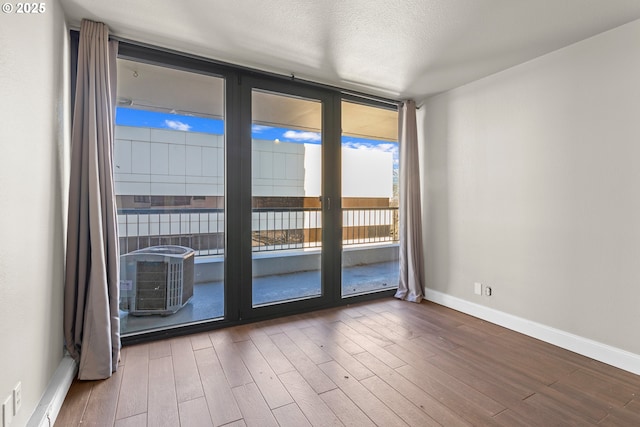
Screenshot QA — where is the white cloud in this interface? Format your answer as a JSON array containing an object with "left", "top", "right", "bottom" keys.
[
  {"left": 342, "top": 140, "right": 398, "bottom": 154},
  {"left": 164, "top": 120, "right": 191, "bottom": 131},
  {"left": 342, "top": 141, "right": 375, "bottom": 151},
  {"left": 252, "top": 124, "right": 273, "bottom": 133},
  {"left": 376, "top": 143, "right": 398, "bottom": 152},
  {"left": 283, "top": 130, "right": 321, "bottom": 142}
]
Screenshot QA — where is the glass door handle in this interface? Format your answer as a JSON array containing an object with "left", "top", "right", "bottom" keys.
[{"left": 319, "top": 196, "right": 331, "bottom": 210}]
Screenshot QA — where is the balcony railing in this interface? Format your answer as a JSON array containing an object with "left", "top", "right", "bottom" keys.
[{"left": 117, "top": 206, "right": 399, "bottom": 256}]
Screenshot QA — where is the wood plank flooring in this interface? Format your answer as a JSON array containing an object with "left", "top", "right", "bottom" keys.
[{"left": 56, "top": 299, "right": 640, "bottom": 426}]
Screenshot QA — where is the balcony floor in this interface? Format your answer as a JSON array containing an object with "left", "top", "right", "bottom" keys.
[{"left": 121, "top": 260, "right": 399, "bottom": 335}]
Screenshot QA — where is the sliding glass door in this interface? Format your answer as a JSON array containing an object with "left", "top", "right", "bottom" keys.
[
  {"left": 113, "top": 42, "right": 399, "bottom": 341},
  {"left": 240, "top": 85, "right": 400, "bottom": 316},
  {"left": 341, "top": 100, "right": 400, "bottom": 298},
  {"left": 240, "top": 79, "right": 339, "bottom": 318}
]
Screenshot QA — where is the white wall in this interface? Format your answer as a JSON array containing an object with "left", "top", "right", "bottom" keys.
[
  {"left": 0, "top": 0, "right": 70, "bottom": 425},
  {"left": 115, "top": 128, "right": 394, "bottom": 199},
  {"left": 342, "top": 147, "right": 393, "bottom": 198},
  {"left": 305, "top": 144, "right": 394, "bottom": 199},
  {"left": 253, "top": 139, "right": 306, "bottom": 197},
  {"left": 421, "top": 19, "right": 640, "bottom": 357},
  {"left": 114, "top": 126, "right": 224, "bottom": 196}
]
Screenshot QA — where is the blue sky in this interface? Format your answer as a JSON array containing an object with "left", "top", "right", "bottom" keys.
[{"left": 116, "top": 107, "right": 398, "bottom": 166}]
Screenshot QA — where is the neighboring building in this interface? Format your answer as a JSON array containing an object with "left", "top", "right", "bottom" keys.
[{"left": 114, "top": 124, "right": 398, "bottom": 254}]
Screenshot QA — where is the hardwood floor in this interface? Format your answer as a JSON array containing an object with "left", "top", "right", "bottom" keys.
[{"left": 56, "top": 299, "right": 640, "bottom": 426}]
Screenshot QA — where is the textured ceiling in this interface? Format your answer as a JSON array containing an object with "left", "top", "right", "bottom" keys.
[{"left": 61, "top": 0, "right": 640, "bottom": 100}]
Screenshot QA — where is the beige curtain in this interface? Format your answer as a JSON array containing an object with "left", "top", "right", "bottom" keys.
[
  {"left": 395, "top": 100, "right": 425, "bottom": 302},
  {"left": 64, "top": 19, "right": 120, "bottom": 380}
]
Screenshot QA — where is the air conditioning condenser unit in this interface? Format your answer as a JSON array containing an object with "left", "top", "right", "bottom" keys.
[{"left": 119, "top": 245, "right": 195, "bottom": 316}]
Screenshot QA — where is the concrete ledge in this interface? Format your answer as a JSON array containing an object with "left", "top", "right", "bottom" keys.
[{"left": 194, "top": 244, "right": 399, "bottom": 283}]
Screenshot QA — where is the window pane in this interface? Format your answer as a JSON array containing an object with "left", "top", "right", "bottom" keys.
[
  {"left": 251, "top": 90, "right": 323, "bottom": 307},
  {"left": 341, "top": 101, "right": 399, "bottom": 298},
  {"left": 115, "top": 59, "right": 225, "bottom": 334}
]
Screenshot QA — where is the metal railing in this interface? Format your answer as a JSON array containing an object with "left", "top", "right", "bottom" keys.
[
  {"left": 342, "top": 207, "right": 399, "bottom": 245},
  {"left": 251, "top": 207, "right": 321, "bottom": 252},
  {"left": 118, "top": 206, "right": 399, "bottom": 256}
]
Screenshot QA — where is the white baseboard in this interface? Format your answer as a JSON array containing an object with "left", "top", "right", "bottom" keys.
[
  {"left": 27, "top": 354, "right": 77, "bottom": 427},
  {"left": 424, "top": 288, "right": 640, "bottom": 376}
]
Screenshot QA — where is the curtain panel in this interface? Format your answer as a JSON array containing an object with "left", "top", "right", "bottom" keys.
[
  {"left": 64, "top": 19, "right": 120, "bottom": 380},
  {"left": 395, "top": 100, "right": 425, "bottom": 303}
]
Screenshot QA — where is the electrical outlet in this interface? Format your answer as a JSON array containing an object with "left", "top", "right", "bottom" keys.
[
  {"left": 485, "top": 286, "right": 492, "bottom": 296},
  {"left": 12, "top": 383, "right": 21, "bottom": 415},
  {"left": 2, "top": 394, "right": 12, "bottom": 427},
  {"left": 474, "top": 282, "right": 482, "bottom": 295}
]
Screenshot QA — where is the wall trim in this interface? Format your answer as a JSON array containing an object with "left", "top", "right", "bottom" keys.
[
  {"left": 27, "top": 354, "right": 77, "bottom": 427},
  {"left": 424, "top": 288, "right": 640, "bottom": 376}
]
